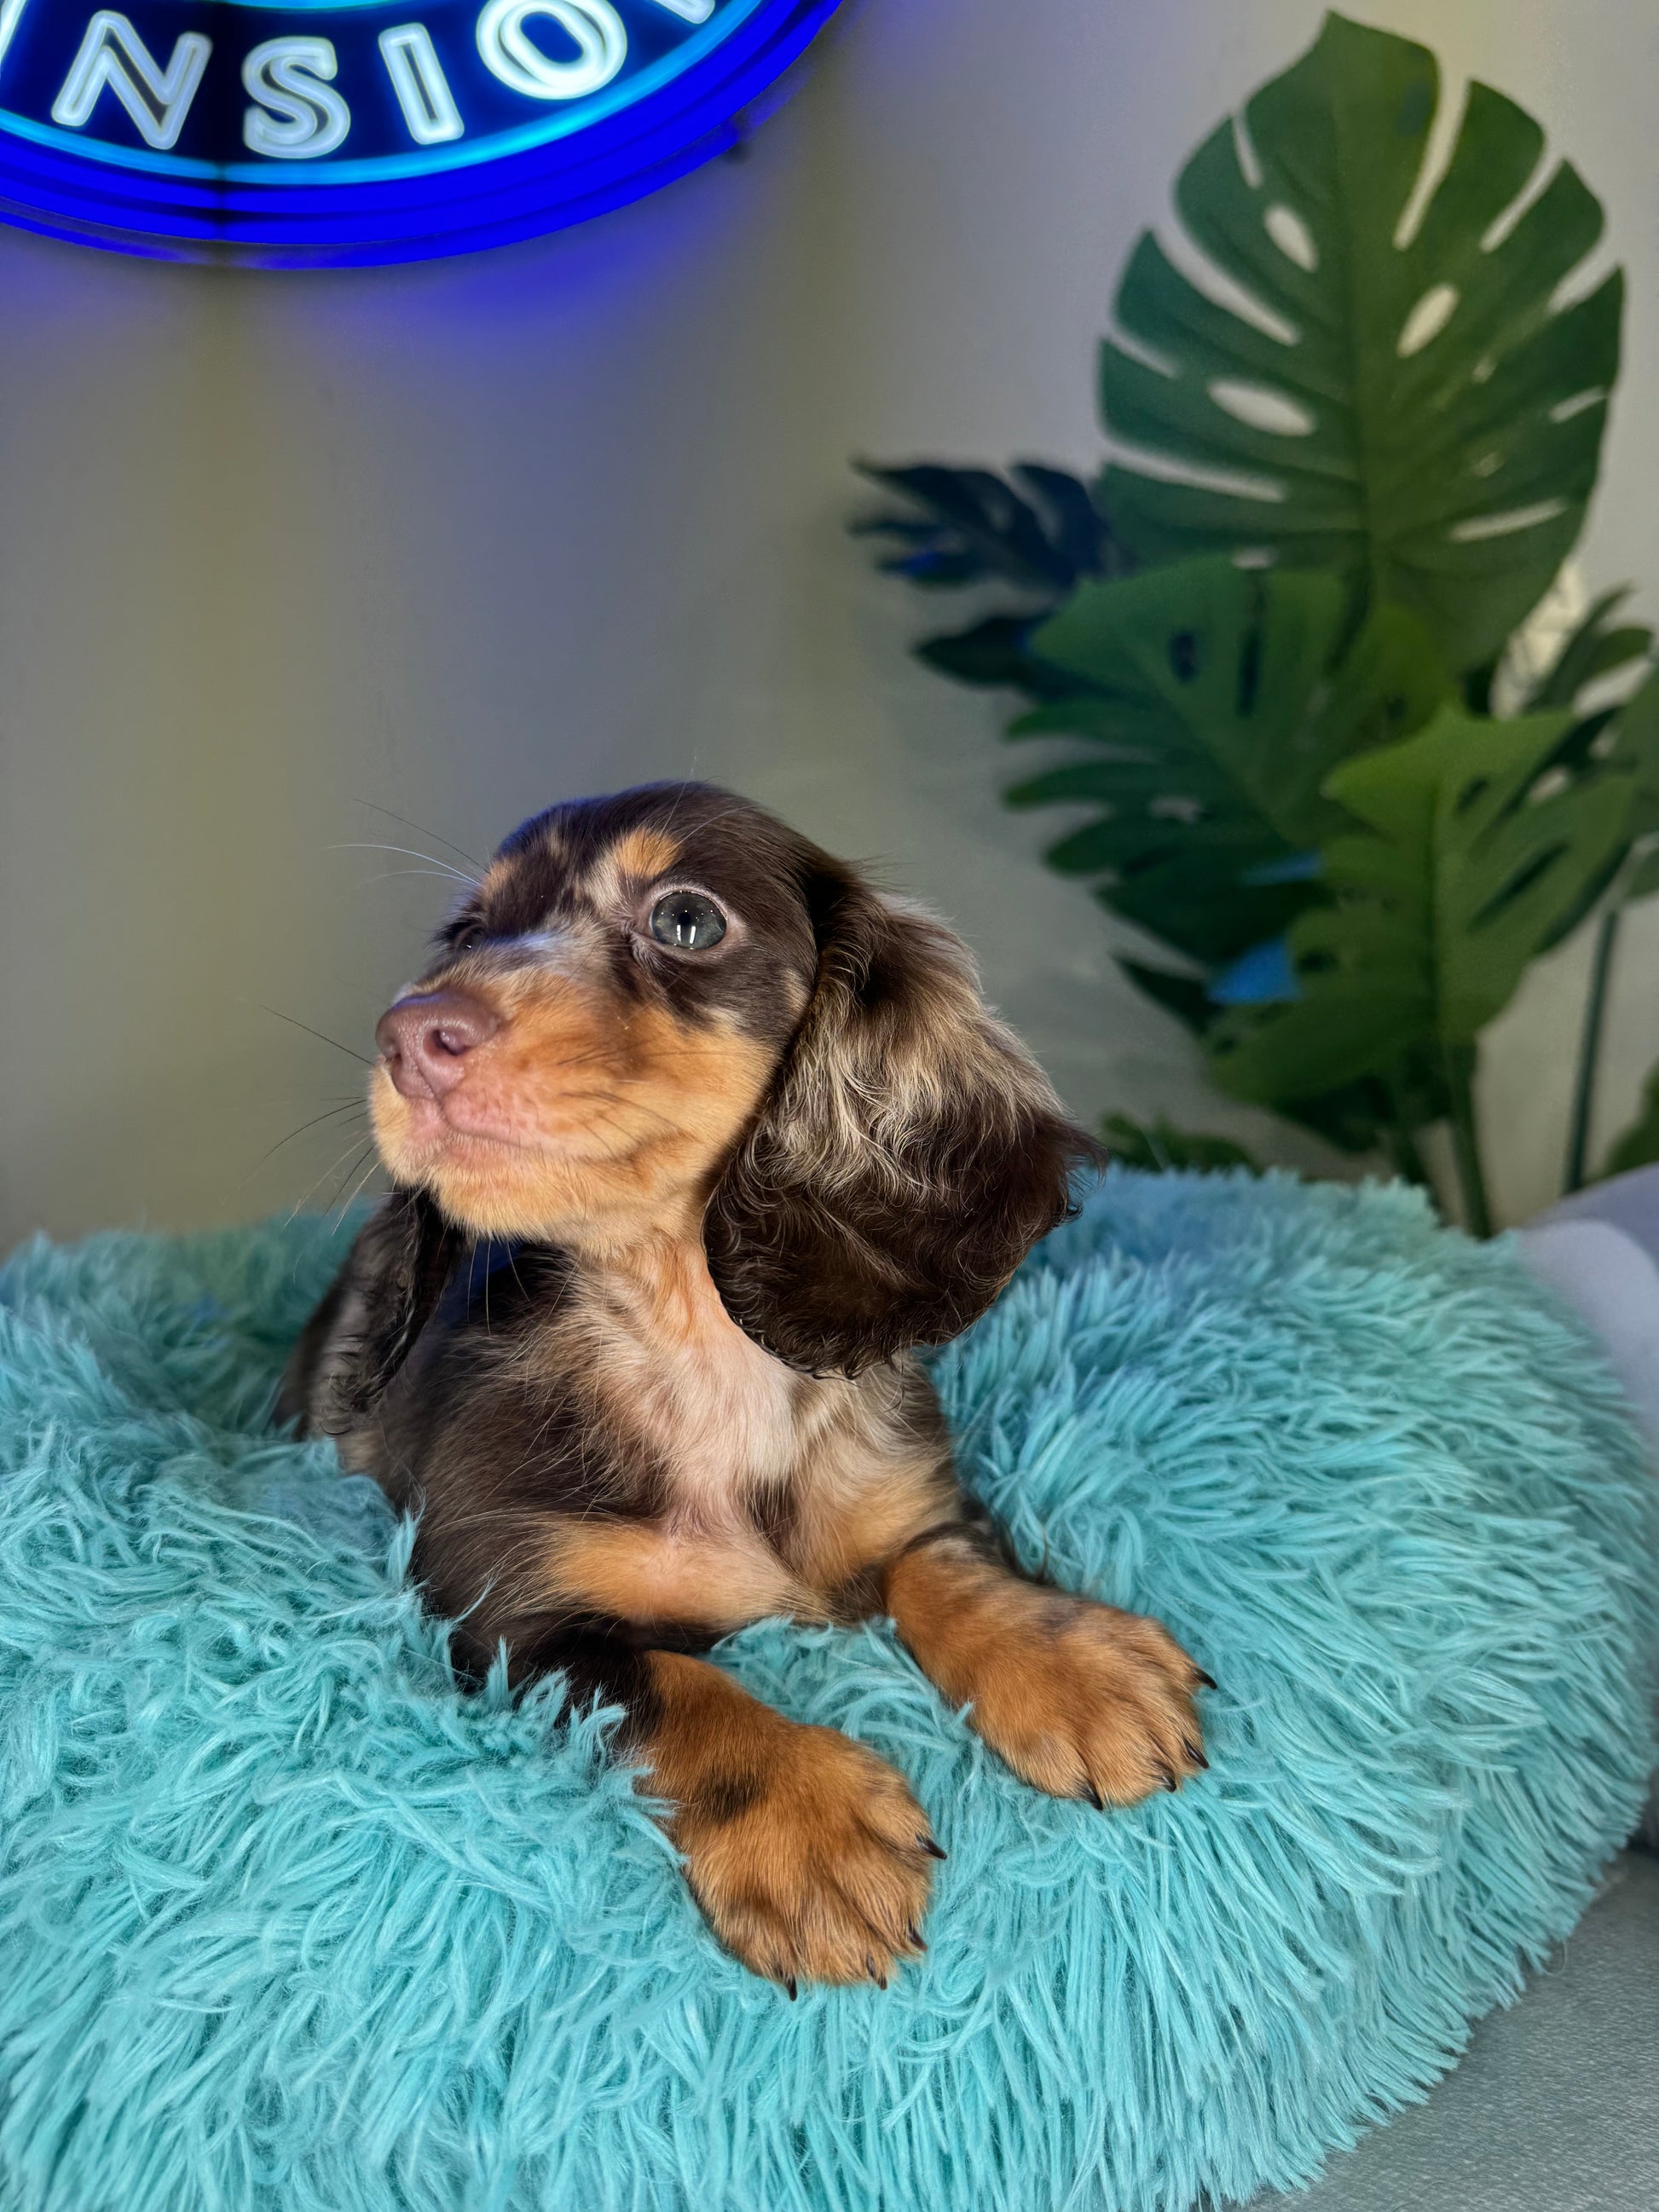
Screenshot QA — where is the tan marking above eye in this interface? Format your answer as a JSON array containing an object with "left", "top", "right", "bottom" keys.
[
  {"left": 577, "top": 826, "right": 686, "bottom": 928},
  {"left": 475, "top": 855, "right": 515, "bottom": 905},
  {"left": 610, "top": 827, "right": 681, "bottom": 884}
]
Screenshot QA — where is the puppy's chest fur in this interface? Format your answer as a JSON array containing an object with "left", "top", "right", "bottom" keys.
[
  {"left": 577, "top": 1254, "right": 820, "bottom": 1517},
  {"left": 361, "top": 1237, "right": 955, "bottom": 1643}
]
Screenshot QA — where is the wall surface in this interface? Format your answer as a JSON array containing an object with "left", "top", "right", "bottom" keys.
[{"left": 3, "top": 0, "right": 1656, "bottom": 1245}]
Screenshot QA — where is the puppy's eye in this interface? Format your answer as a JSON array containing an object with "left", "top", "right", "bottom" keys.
[
  {"left": 452, "top": 922, "right": 486, "bottom": 953},
  {"left": 649, "top": 891, "right": 727, "bottom": 951}
]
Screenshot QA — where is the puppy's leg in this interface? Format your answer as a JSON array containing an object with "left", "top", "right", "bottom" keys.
[
  {"left": 882, "top": 1525, "right": 1208, "bottom": 1807},
  {"left": 508, "top": 1626, "right": 939, "bottom": 1990},
  {"left": 637, "top": 1652, "right": 938, "bottom": 1990}
]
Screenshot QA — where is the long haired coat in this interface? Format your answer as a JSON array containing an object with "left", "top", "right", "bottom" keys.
[{"left": 282, "top": 784, "right": 1206, "bottom": 1989}]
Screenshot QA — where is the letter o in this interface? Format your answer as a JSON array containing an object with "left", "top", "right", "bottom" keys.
[{"left": 476, "top": 0, "right": 627, "bottom": 101}]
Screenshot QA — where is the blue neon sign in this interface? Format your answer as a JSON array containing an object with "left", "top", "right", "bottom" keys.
[{"left": 0, "top": 0, "right": 842, "bottom": 264}]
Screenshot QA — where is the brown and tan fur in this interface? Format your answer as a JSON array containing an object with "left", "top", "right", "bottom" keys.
[{"left": 280, "top": 783, "right": 1208, "bottom": 1990}]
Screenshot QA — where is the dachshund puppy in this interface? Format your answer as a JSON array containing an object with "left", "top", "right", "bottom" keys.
[{"left": 281, "top": 783, "right": 1206, "bottom": 1990}]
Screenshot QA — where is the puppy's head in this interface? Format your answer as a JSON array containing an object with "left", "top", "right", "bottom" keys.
[{"left": 372, "top": 783, "right": 1095, "bottom": 1373}]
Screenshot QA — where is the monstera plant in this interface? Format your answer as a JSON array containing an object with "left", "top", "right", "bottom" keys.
[{"left": 858, "top": 11, "right": 1659, "bottom": 1231}]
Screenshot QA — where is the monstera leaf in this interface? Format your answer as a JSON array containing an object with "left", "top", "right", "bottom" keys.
[
  {"left": 913, "top": 615, "right": 1088, "bottom": 701},
  {"left": 1526, "top": 656, "right": 1659, "bottom": 949},
  {"left": 1099, "top": 11, "right": 1621, "bottom": 675},
  {"left": 853, "top": 462, "right": 1115, "bottom": 592},
  {"left": 1601, "top": 667, "right": 1659, "bottom": 899},
  {"left": 853, "top": 462, "right": 1127, "bottom": 699},
  {"left": 1520, "top": 587, "right": 1653, "bottom": 714},
  {"left": 1207, "top": 704, "right": 1637, "bottom": 1106},
  {"left": 1009, "top": 556, "right": 1445, "bottom": 964}
]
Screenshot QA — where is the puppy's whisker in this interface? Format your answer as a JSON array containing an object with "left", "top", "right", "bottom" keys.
[
  {"left": 558, "top": 1089, "right": 683, "bottom": 1136},
  {"left": 350, "top": 798, "right": 485, "bottom": 872},
  {"left": 331, "top": 1148, "right": 384, "bottom": 1225},
  {"left": 246, "top": 1100, "right": 367, "bottom": 1180},
  {"left": 561, "top": 1104, "right": 639, "bottom": 1146},
  {"left": 287, "top": 1132, "right": 379, "bottom": 1222},
  {"left": 528, "top": 1048, "right": 611, "bottom": 1078},
  {"left": 328, "top": 842, "right": 480, "bottom": 887},
  {"left": 256, "top": 1004, "right": 376, "bottom": 1068},
  {"left": 364, "top": 870, "right": 487, "bottom": 892}
]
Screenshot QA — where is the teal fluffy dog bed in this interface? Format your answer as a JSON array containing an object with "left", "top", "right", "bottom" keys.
[{"left": 0, "top": 1173, "right": 1653, "bottom": 2212}]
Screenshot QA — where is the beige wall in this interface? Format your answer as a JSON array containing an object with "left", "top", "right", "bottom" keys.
[{"left": 3, "top": 0, "right": 1656, "bottom": 1246}]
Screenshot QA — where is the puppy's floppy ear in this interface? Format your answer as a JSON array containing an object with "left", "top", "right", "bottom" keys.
[
  {"left": 278, "top": 1187, "right": 460, "bottom": 1435},
  {"left": 704, "top": 866, "right": 1099, "bottom": 1377}
]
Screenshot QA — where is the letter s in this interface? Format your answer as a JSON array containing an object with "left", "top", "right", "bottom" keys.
[{"left": 243, "top": 38, "right": 350, "bottom": 159}]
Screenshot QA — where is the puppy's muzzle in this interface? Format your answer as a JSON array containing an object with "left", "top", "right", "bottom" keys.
[{"left": 376, "top": 989, "right": 500, "bottom": 1101}]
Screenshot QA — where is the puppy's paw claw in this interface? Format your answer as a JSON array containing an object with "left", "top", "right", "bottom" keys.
[
  {"left": 673, "top": 1720, "right": 937, "bottom": 1990},
  {"left": 958, "top": 1591, "right": 1207, "bottom": 1808}
]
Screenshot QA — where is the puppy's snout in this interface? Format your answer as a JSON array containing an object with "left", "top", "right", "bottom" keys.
[{"left": 376, "top": 990, "right": 500, "bottom": 1100}]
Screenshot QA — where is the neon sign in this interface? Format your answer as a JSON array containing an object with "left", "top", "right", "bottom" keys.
[{"left": 0, "top": 0, "right": 841, "bottom": 264}]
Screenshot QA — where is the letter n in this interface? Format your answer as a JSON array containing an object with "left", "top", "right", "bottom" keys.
[{"left": 52, "top": 11, "right": 211, "bottom": 153}]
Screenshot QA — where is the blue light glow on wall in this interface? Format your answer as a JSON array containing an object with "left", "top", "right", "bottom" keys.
[{"left": 0, "top": 0, "right": 842, "bottom": 265}]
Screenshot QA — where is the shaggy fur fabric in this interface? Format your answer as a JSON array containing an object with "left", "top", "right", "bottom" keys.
[{"left": 0, "top": 1172, "right": 1652, "bottom": 2212}]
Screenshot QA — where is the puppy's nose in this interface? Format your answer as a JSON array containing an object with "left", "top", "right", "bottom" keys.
[{"left": 375, "top": 990, "right": 500, "bottom": 1100}]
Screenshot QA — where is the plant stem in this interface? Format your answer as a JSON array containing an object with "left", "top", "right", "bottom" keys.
[
  {"left": 1377, "top": 1072, "right": 1439, "bottom": 1205},
  {"left": 1564, "top": 906, "right": 1621, "bottom": 1194},
  {"left": 1386, "top": 1118, "right": 1436, "bottom": 1201},
  {"left": 1444, "top": 1044, "right": 1493, "bottom": 1237}
]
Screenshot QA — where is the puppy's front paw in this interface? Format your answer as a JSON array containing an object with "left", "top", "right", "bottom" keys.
[
  {"left": 958, "top": 1587, "right": 1208, "bottom": 1807},
  {"left": 670, "top": 1718, "right": 939, "bottom": 1990}
]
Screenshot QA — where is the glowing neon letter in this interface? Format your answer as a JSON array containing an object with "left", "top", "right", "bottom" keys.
[
  {"left": 0, "top": 0, "right": 31, "bottom": 84},
  {"left": 242, "top": 38, "right": 350, "bottom": 160},
  {"left": 476, "top": 0, "right": 626, "bottom": 102},
  {"left": 379, "top": 25, "right": 464, "bottom": 146},
  {"left": 51, "top": 11, "right": 211, "bottom": 153},
  {"left": 645, "top": 0, "right": 715, "bottom": 21}
]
